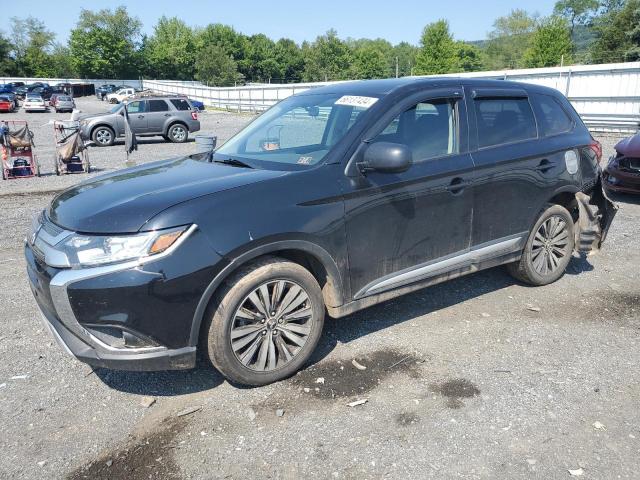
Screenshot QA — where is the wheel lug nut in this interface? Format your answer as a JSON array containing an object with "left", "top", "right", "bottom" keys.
[{"left": 278, "top": 319, "right": 283, "bottom": 324}]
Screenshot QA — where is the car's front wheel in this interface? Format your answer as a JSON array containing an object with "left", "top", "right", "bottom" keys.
[
  {"left": 167, "top": 123, "right": 188, "bottom": 143},
  {"left": 91, "top": 126, "right": 115, "bottom": 147},
  {"left": 203, "top": 257, "right": 325, "bottom": 386},
  {"left": 507, "top": 204, "right": 575, "bottom": 286}
]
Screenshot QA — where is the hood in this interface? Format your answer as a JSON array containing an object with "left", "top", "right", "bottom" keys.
[
  {"left": 48, "top": 156, "right": 286, "bottom": 233},
  {"left": 614, "top": 132, "right": 640, "bottom": 157}
]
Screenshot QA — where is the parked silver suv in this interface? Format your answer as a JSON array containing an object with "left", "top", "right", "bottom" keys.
[{"left": 79, "top": 96, "right": 201, "bottom": 146}]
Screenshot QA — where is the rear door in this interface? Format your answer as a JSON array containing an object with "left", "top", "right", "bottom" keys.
[
  {"left": 466, "top": 87, "right": 570, "bottom": 248},
  {"left": 146, "top": 99, "right": 171, "bottom": 134}
]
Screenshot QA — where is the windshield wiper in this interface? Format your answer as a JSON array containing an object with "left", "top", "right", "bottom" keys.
[{"left": 213, "top": 157, "right": 254, "bottom": 169}]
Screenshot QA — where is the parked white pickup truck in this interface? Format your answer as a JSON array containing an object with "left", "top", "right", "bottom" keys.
[{"left": 106, "top": 88, "right": 135, "bottom": 104}]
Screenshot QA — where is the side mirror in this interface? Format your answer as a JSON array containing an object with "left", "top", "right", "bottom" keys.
[{"left": 360, "top": 142, "right": 412, "bottom": 174}]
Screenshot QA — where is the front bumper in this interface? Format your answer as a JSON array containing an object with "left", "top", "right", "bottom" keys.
[
  {"left": 602, "top": 166, "right": 640, "bottom": 194},
  {"left": 25, "top": 222, "right": 222, "bottom": 371}
]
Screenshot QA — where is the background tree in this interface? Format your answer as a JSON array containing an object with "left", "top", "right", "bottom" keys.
[
  {"left": 524, "top": 16, "right": 574, "bottom": 67},
  {"left": 455, "top": 42, "right": 485, "bottom": 72},
  {"left": 145, "top": 17, "right": 195, "bottom": 80},
  {"left": 414, "top": 20, "right": 459, "bottom": 75},
  {"left": 590, "top": 0, "right": 640, "bottom": 62},
  {"left": 349, "top": 42, "right": 389, "bottom": 79},
  {"left": 392, "top": 42, "right": 418, "bottom": 76},
  {"left": 484, "top": 9, "right": 538, "bottom": 69},
  {"left": 69, "top": 7, "right": 142, "bottom": 78},
  {"left": 554, "top": 0, "right": 599, "bottom": 36},
  {"left": 10, "top": 17, "right": 56, "bottom": 76},
  {"left": 302, "top": 30, "right": 352, "bottom": 82},
  {"left": 0, "top": 33, "right": 15, "bottom": 75},
  {"left": 273, "top": 38, "right": 304, "bottom": 82},
  {"left": 195, "top": 44, "right": 243, "bottom": 86}
]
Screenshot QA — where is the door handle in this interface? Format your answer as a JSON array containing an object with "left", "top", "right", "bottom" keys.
[
  {"left": 137, "top": 115, "right": 145, "bottom": 119},
  {"left": 447, "top": 177, "right": 468, "bottom": 195},
  {"left": 535, "top": 159, "right": 555, "bottom": 172},
  {"left": 164, "top": 113, "right": 171, "bottom": 117}
]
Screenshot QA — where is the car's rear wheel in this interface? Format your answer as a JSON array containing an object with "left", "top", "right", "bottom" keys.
[
  {"left": 92, "top": 126, "right": 115, "bottom": 147},
  {"left": 202, "top": 257, "right": 325, "bottom": 386},
  {"left": 167, "top": 123, "right": 188, "bottom": 143},
  {"left": 507, "top": 204, "right": 575, "bottom": 286}
]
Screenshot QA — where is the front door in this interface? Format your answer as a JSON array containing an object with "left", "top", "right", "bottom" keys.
[
  {"left": 126, "top": 100, "right": 148, "bottom": 134},
  {"left": 343, "top": 88, "right": 475, "bottom": 299}
]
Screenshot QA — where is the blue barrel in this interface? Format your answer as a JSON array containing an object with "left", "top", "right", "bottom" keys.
[{"left": 194, "top": 135, "right": 217, "bottom": 154}]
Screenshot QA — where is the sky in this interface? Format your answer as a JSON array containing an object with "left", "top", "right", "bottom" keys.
[{"left": 4, "top": 0, "right": 559, "bottom": 45}]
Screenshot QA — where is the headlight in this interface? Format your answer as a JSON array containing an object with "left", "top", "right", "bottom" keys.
[{"left": 60, "top": 226, "right": 190, "bottom": 268}]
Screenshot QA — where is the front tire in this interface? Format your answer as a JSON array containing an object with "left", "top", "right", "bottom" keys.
[
  {"left": 507, "top": 204, "right": 575, "bottom": 286},
  {"left": 91, "top": 126, "right": 115, "bottom": 147},
  {"left": 202, "top": 257, "right": 325, "bottom": 386}
]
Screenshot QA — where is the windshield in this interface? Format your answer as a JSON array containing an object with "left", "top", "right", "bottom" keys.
[{"left": 216, "top": 92, "right": 377, "bottom": 168}]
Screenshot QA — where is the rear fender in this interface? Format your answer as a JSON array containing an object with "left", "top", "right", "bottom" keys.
[{"left": 574, "top": 178, "right": 618, "bottom": 254}]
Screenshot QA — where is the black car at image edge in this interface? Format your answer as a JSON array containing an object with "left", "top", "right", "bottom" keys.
[{"left": 25, "top": 77, "right": 616, "bottom": 386}]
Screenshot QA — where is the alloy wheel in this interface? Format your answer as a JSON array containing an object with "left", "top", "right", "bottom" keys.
[
  {"left": 531, "top": 215, "right": 570, "bottom": 276},
  {"left": 95, "top": 129, "right": 112, "bottom": 145},
  {"left": 171, "top": 126, "right": 186, "bottom": 142},
  {"left": 230, "top": 279, "right": 314, "bottom": 372}
]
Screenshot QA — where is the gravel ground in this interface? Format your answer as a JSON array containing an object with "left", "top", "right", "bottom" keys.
[{"left": 0, "top": 100, "right": 639, "bottom": 479}]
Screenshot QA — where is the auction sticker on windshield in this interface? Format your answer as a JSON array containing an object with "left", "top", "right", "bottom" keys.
[{"left": 335, "top": 95, "right": 378, "bottom": 109}]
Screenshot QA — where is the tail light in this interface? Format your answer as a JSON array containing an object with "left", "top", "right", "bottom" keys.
[
  {"left": 590, "top": 138, "right": 602, "bottom": 163},
  {"left": 191, "top": 110, "right": 198, "bottom": 120}
]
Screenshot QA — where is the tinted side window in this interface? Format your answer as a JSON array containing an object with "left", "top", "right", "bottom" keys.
[
  {"left": 475, "top": 98, "right": 537, "bottom": 148},
  {"left": 373, "top": 99, "right": 457, "bottom": 162},
  {"left": 532, "top": 93, "right": 573, "bottom": 136},
  {"left": 148, "top": 100, "right": 169, "bottom": 112},
  {"left": 170, "top": 99, "right": 191, "bottom": 111}
]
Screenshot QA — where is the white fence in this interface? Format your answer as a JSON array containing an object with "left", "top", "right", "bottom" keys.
[{"left": 143, "top": 62, "right": 640, "bottom": 133}]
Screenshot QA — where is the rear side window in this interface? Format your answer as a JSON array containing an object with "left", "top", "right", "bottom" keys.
[
  {"left": 170, "top": 99, "right": 191, "bottom": 111},
  {"left": 148, "top": 100, "right": 169, "bottom": 112},
  {"left": 475, "top": 98, "right": 537, "bottom": 148},
  {"left": 532, "top": 93, "right": 573, "bottom": 137}
]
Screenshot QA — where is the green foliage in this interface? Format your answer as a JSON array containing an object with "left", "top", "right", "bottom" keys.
[
  {"left": 392, "top": 42, "right": 419, "bottom": 76},
  {"left": 302, "top": 30, "right": 352, "bottom": 82},
  {"left": 590, "top": 0, "right": 640, "bottom": 63},
  {"left": 554, "top": 0, "right": 599, "bottom": 34},
  {"left": 524, "top": 16, "right": 574, "bottom": 67},
  {"left": 0, "top": 33, "right": 15, "bottom": 75},
  {"left": 414, "top": 20, "right": 459, "bottom": 75},
  {"left": 195, "top": 44, "right": 243, "bottom": 86},
  {"left": 9, "top": 17, "right": 57, "bottom": 76},
  {"left": 144, "top": 17, "right": 195, "bottom": 80},
  {"left": 484, "top": 9, "right": 538, "bottom": 69},
  {"left": 455, "top": 42, "right": 485, "bottom": 72},
  {"left": 69, "top": 7, "right": 142, "bottom": 78}
]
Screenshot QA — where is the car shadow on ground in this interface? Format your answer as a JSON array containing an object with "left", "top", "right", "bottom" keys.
[
  {"left": 95, "top": 265, "right": 522, "bottom": 396},
  {"left": 88, "top": 138, "right": 196, "bottom": 149}
]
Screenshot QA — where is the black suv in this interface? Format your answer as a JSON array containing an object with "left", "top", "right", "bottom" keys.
[{"left": 25, "top": 78, "right": 615, "bottom": 386}]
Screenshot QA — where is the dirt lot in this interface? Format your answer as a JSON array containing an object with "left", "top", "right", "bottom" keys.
[{"left": 0, "top": 98, "right": 639, "bottom": 479}]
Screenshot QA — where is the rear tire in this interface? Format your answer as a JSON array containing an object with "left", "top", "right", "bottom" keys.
[
  {"left": 507, "top": 204, "right": 574, "bottom": 286},
  {"left": 167, "top": 123, "right": 188, "bottom": 143},
  {"left": 202, "top": 257, "right": 325, "bottom": 386}
]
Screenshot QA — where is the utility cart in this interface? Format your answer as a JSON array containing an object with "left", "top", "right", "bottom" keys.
[
  {"left": 1, "top": 120, "right": 40, "bottom": 180},
  {"left": 53, "top": 120, "right": 90, "bottom": 175}
]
